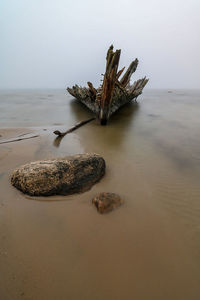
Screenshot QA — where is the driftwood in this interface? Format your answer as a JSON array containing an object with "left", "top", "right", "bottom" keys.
[
  {"left": 67, "top": 45, "right": 148, "bottom": 125},
  {"left": 53, "top": 117, "right": 95, "bottom": 147},
  {"left": 0, "top": 135, "right": 39, "bottom": 145},
  {"left": 53, "top": 117, "right": 95, "bottom": 137}
]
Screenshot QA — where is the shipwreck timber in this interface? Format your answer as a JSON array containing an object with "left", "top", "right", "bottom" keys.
[{"left": 67, "top": 45, "right": 148, "bottom": 125}]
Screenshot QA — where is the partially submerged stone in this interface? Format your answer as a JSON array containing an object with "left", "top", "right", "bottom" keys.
[
  {"left": 11, "top": 154, "right": 105, "bottom": 196},
  {"left": 92, "top": 192, "right": 123, "bottom": 213}
]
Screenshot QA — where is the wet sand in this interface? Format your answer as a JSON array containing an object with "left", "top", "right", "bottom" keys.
[{"left": 0, "top": 90, "right": 200, "bottom": 299}]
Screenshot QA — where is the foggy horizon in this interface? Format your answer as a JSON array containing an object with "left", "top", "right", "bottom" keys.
[{"left": 1, "top": 0, "right": 199, "bottom": 90}]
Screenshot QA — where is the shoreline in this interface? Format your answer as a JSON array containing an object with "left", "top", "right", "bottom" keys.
[
  {"left": 1, "top": 89, "right": 200, "bottom": 299},
  {"left": 1, "top": 126, "right": 200, "bottom": 299}
]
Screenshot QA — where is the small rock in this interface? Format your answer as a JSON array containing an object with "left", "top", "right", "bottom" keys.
[
  {"left": 92, "top": 192, "right": 123, "bottom": 213},
  {"left": 11, "top": 154, "right": 105, "bottom": 196}
]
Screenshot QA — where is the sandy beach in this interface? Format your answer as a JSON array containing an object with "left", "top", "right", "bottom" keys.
[{"left": 1, "top": 90, "right": 200, "bottom": 299}]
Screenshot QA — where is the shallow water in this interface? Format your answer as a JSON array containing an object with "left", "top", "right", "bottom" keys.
[{"left": 0, "top": 89, "right": 200, "bottom": 299}]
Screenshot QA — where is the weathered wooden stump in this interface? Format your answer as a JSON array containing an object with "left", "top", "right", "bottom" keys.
[{"left": 67, "top": 45, "right": 148, "bottom": 125}]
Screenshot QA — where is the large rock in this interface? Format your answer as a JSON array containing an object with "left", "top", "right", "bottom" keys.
[
  {"left": 11, "top": 154, "right": 105, "bottom": 196},
  {"left": 92, "top": 192, "right": 123, "bottom": 213}
]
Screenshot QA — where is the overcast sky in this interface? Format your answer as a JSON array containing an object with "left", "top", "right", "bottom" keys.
[{"left": 0, "top": 0, "right": 199, "bottom": 89}]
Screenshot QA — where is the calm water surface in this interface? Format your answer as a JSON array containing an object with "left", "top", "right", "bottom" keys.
[{"left": 0, "top": 89, "right": 200, "bottom": 299}]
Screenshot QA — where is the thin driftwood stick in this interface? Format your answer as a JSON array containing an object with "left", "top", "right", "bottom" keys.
[
  {"left": 53, "top": 117, "right": 95, "bottom": 137},
  {"left": 0, "top": 135, "right": 39, "bottom": 145}
]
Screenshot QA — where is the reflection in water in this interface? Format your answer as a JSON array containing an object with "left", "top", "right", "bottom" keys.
[
  {"left": 53, "top": 98, "right": 139, "bottom": 148},
  {"left": 69, "top": 98, "right": 94, "bottom": 120},
  {"left": 70, "top": 98, "right": 139, "bottom": 125},
  {"left": 53, "top": 135, "right": 64, "bottom": 147},
  {"left": 53, "top": 116, "right": 96, "bottom": 147},
  {"left": 69, "top": 98, "right": 140, "bottom": 149}
]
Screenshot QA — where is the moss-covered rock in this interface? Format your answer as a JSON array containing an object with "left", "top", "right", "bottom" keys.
[{"left": 11, "top": 154, "right": 105, "bottom": 196}]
